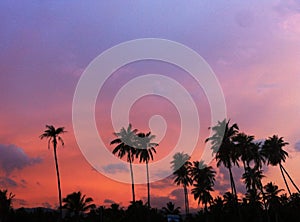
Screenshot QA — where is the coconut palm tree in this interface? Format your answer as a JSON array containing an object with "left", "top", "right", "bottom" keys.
[
  {"left": 0, "top": 189, "right": 14, "bottom": 222},
  {"left": 162, "top": 202, "right": 181, "bottom": 215},
  {"left": 40, "top": 125, "right": 66, "bottom": 219},
  {"left": 191, "top": 161, "right": 216, "bottom": 212},
  {"left": 242, "top": 167, "right": 265, "bottom": 193},
  {"left": 233, "top": 133, "right": 255, "bottom": 170},
  {"left": 262, "top": 135, "right": 300, "bottom": 195},
  {"left": 171, "top": 152, "right": 192, "bottom": 215},
  {"left": 206, "top": 119, "right": 239, "bottom": 198},
  {"left": 135, "top": 131, "right": 158, "bottom": 208},
  {"left": 264, "top": 182, "right": 283, "bottom": 222},
  {"left": 111, "top": 124, "right": 138, "bottom": 203},
  {"left": 62, "top": 191, "right": 95, "bottom": 222}
]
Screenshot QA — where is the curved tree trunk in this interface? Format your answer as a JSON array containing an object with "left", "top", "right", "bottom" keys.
[
  {"left": 53, "top": 144, "right": 63, "bottom": 220},
  {"left": 281, "top": 164, "right": 300, "bottom": 193},
  {"left": 279, "top": 164, "right": 291, "bottom": 196},
  {"left": 129, "top": 157, "right": 135, "bottom": 203},
  {"left": 146, "top": 161, "right": 150, "bottom": 208}
]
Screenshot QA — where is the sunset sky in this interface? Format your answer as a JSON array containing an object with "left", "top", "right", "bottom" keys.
[{"left": 1, "top": 0, "right": 300, "bottom": 211}]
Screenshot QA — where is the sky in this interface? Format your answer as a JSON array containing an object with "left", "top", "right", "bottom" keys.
[{"left": 1, "top": 0, "right": 300, "bottom": 211}]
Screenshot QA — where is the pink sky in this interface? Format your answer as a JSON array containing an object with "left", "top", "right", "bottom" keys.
[{"left": 0, "top": 0, "right": 300, "bottom": 211}]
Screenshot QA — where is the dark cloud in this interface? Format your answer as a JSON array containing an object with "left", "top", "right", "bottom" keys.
[
  {"left": 294, "top": 141, "right": 300, "bottom": 152},
  {"left": 151, "top": 176, "right": 174, "bottom": 189},
  {"left": 0, "top": 144, "right": 42, "bottom": 175},
  {"left": 0, "top": 177, "right": 18, "bottom": 187},
  {"left": 102, "top": 163, "right": 129, "bottom": 174},
  {"left": 14, "top": 198, "right": 28, "bottom": 207},
  {"left": 104, "top": 199, "right": 115, "bottom": 204},
  {"left": 41, "top": 202, "right": 52, "bottom": 209}
]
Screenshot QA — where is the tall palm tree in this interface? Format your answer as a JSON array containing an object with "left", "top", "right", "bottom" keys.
[
  {"left": 111, "top": 124, "right": 138, "bottom": 203},
  {"left": 40, "top": 125, "right": 66, "bottom": 219},
  {"left": 62, "top": 191, "right": 95, "bottom": 222},
  {"left": 262, "top": 135, "right": 300, "bottom": 195},
  {"left": 206, "top": 119, "right": 239, "bottom": 198},
  {"left": 171, "top": 152, "right": 192, "bottom": 215},
  {"left": 135, "top": 132, "right": 158, "bottom": 208}
]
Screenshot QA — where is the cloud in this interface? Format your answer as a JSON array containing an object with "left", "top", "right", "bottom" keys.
[
  {"left": 14, "top": 198, "right": 28, "bottom": 207},
  {"left": 104, "top": 199, "right": 115, "bottom": 204},
  {"left": 151, "top": 176, "right": 174, "bottom": 189},
  {"left": 41, "top": 202, "right": 52, "bottom": 209},
  {"left": 0, "top": 144, "right": 42, "bottom": 175},
  {"left": 294, "top": 141, "right": 300, "bottom": 152},
  {"left": 0, "top": 177, "right": 18, "bottom": 187},
  {"left": 102, "top": 163, "right": 129, "bottom": 174}
]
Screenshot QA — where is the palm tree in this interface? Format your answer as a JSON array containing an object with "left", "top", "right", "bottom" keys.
[
  {"left": 111, "top": 124, "right": 138, "bottom": 203},
  {"left": 171, "top": 152, "right": 192, "bottom": 215},
  {"left": 233, "top": 133, "right": 255, "bottom": 170},
  {"left": 40, "top": 125, "right": 66, "bottom": 219},
  {"left": 264, "top": 182, "right": 283, "bottom": 222},
  {"left": 191, "top": 161, "right": 216, "bottom": 211},
  {"left": 242, "top": 167, "right": 265, "bottom": 193},
  {"left": 206, "top": 119, "right": 239, "bottom": 198},
  {"left": 135, "top": 132, "right": 158, "bottom": 208},
  {"left": 62, "top": 191, "right": 95, "bottom": 222},
  {"left": 0, "top": 190, "right": 14, "bottom": 222},
  {"left": 162, "top": 202, "right": 181, "bottom": 215},
  {"left": 262, "top": 135, "right": 300, "bottom": 195}
]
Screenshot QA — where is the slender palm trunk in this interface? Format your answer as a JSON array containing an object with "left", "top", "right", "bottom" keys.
[
  {"left": 53, "top": 143, "right": 62, "bottom": 220},
  {"left": 228, "top": 167, "right": 237, "bottom": 197},
  {"left": 258, "top": 182, "right": 270, "bottom": 222},
  {"left": 281, "top": 164, "right": 300, "bottom": 193},
  {"left": 183, "top": 185, "right": 189, "bottom": 215},
  {"left": 279, "top": 164, "right": 291, "bottom": 196},
  {"left": 128, "top": 157, "right": 135, "bottom": 203},
  {"left": 146, "top": 160, "right": 150, "bottom": 208}
]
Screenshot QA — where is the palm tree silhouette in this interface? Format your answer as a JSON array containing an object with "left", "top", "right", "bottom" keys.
[
  {"left": 242, "top": 167, "right": 265, "bottom": 193},
  {"left": 135, "top": 132, "right": 158, "bottom": 208},
  {"left": 62, "top": 191, "right": 95, "bottom": 222},
  {"left": 40, "top": 125, "right": 66, "bottom": 219},
  {"left": 111, "top": 124, "right": 138, "bottom": 203},
  {"left": 0, "top": 189, "right": 14, "bottom": 222},
  {"left": 191, "top": 161, "right": 216, "bottom": 212},
  {"left": 264, "top": 182, "right": 283, "bottom": 222},
  {"left": 233, "top": 132, "right": 255, "bottom": 170},
  {"left": 162, "top": 201, "right": 181, "bottom": 215},
  {"left": 171, "top": 152, "right": 192, "bottom": 215},
  {"left": 206, "top": 119, "right": 239, "bottom": 199},
  {"left": 262, "top": 135, "right": 300, "bottom": 195}
]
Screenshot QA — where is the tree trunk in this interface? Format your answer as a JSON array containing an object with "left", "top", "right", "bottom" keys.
[
  {"left": 129, "top": 157, "right": 135, "bottom": 203},
  {"left": 146, "top": 160, "right": 150, "bottom": 208},
  {"left": 53, "top": 143, "right": 63, "bottom": 220},
  {"left": 281, "top": 164, "right": 300, "bottom": 193},
  {"left": 183, "top": 185, "right": 189, "bottom": 215},
  {"left": 279, "top": 164, "right": 291, "bottom": 196}
]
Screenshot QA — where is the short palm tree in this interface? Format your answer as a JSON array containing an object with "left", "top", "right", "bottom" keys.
[
  {"left": 111, "top": 124, "right": 138, "bottom": 203},
  {"left": 233, "top": 132, "right": 255, "bottom": 170},
  {"left": 135, "top": 131, "right": 158, "bottom": 208},
  {"left": 62, "top": 191, "right": 95, "bottom": 222},
  {"left": 262, "top": 135, "right": 300, "bottom": 195},
  {"left": 40, "top": 125, "right": 66, "bottom": 219},
  {"left": 0, "top": 189, "right": 14, "bottom": 222},
  {"left": 162, "top": 201, "right": 181, "bottom": 215},
  {"left": 171, "top": 152, "right": 192, "bottom": 215},
  {"left": 191, "top": 161, "right": 216, "bottom": 211}
]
